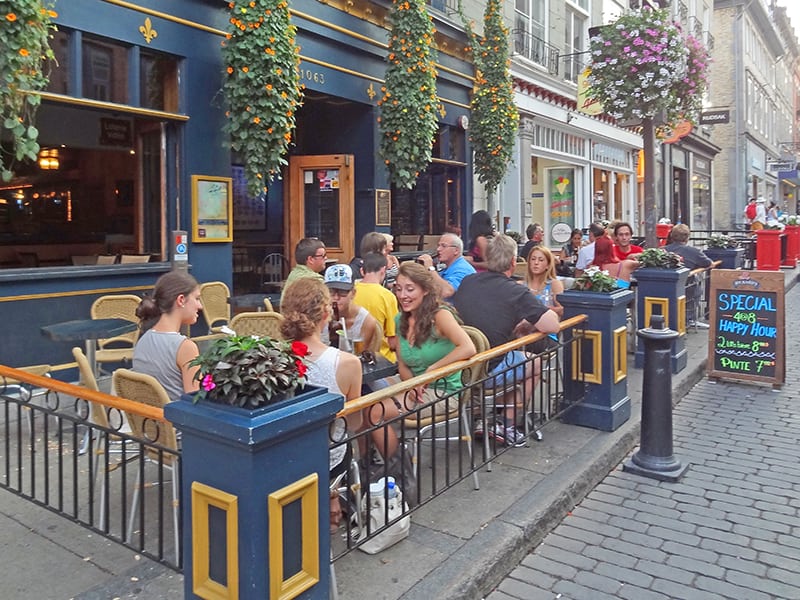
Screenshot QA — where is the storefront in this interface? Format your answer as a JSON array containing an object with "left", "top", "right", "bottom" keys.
[
  {"left": 505, "top": 81, "right": 641, "bottom": 248},
  {"left": 0, "top": 0, "right": 474, "bottom": 368}
]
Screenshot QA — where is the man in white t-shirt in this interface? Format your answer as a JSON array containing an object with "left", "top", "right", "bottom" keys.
[{"left": 574, "top": 222, "right": 606, "bottom": 277}]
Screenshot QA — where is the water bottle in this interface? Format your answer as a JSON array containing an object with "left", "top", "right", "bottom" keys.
[
  {"left": 542, "top": 289, "right": 552, "bottom": 307},
  {"left": 386, "top": 478, "right": 397, "bottom": 499}
]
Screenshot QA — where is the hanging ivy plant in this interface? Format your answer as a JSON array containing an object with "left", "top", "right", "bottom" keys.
[
  {"left": 0, "top": 0, "right": 58, "bottom": 183},
  {"left": 222, "top": 0, "right": 303, "bottom": 196},
  {"left": 377, "top": 0, "right": 440, "bottom": 190},
  {"left": 463, "top": 0, "right": 518, "bottom": 194}
]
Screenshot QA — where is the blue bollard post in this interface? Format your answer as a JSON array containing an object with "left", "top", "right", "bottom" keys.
[{"left": 623, "top": 314, "right": 688, "bottom": 482}]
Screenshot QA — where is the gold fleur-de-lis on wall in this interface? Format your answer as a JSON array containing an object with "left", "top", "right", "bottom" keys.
[
  {"left": 139, "top": 17, "right": 158, "bottom": 44},
  {"left": 366, "top": 83, "right": 376, "bottom": 100}
]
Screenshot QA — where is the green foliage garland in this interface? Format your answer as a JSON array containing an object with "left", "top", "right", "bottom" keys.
[
  {"left": 465, "top": 0, "right": 519, "bottom": 194},
  {"left": 378, "top": 0, "right": 440, "bottom": 190},
  {"left": 0, "top": 0, "right": 57, "bottom": 182},
  {"left": 222, "top": 0, "right": 303, "bottom": 196}
]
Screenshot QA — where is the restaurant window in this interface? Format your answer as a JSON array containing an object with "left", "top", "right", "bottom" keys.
[
  {"left": 47, "top": 30, "right": 70, "bottom": 95},
  {"left": 82, "top": 37, "right": 128, "bottom": 104},
  {"left": 140, "top": 51, "right": 180, "bottom": 112}
]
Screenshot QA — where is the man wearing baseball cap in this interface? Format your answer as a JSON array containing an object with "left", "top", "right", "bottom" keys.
[{"left": 323, "top": 264, "right": 379, "bottom": 353}]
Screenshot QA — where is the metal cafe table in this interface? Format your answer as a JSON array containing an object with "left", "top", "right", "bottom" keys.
[
  {"left": 41, "top": 318, "right": 138, "bottom": 375},
  {"left": 360, "top": 354, "right": 398, "bottom": 384},
  {"left": 227, "top": 292, "right": 281, "bottom": 313}
]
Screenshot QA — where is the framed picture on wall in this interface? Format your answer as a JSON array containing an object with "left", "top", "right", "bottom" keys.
[
  {"left": 191, "top": 175, "right": 233, "bottom": 242},
  {"left": 232, "top": 165, "right": 267, "bottom": 231}
]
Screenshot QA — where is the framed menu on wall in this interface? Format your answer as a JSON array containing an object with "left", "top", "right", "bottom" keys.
[
  {"left": 192, "top": 175, "right": 233, "bottom": 242},
  {"left": 707, "top": 270, "right": 785, "bottom": 388}
]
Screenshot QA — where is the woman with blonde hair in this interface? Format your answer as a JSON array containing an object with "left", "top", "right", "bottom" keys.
[
  {"left": 381, "top": 232, "right": 401, "bottom": 289},
  {"left": 524, "top": 246, "right": 564, "bottom": 318}
]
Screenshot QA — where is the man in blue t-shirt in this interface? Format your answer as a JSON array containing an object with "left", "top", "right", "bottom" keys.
[{"left": 416, "top": 232, "right": 476, "bottom": 301}]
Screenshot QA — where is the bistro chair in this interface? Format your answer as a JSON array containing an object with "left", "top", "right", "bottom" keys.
[
  {"left": 261, "top": 253, "right": 289, "bottom": 292},
  {"left": 112, "top": 368, "right": 180, "bottom": 564},
  {"left": 73, "top": 347, "right": 132, "bottom": 525},
  {"left": 230, "top": 311, "right": 285, "bottom": 339},
  {"left": 461, "top": 325, "right": 527, "bottom": 467},
  {"left": 198, "top": 281, "right": 231, "bottom": 334},
  {"left": 90, "top": 294, "right": 142, "bottom": 375},
  {"left": 96, "top": 254, "right": 119, "bottom": 265},
  {"left": 0, "top": 364, "right": 52, "bottom": 435},
  {"left": 119, "top": 254, "right": 151, "bottom": 264},
  {"left": 263, "top": 296, "right": 274, "bottom": 312},
  {"left": 399, "top": 326, "right": 481, "bottom": 491}
]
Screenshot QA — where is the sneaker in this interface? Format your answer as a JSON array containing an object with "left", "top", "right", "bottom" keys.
[
  {"left": 489, "top": 423, "right": 527, "bottom": 447},
  {"left": 693, "top": 321, "right": 710, "bottom": 329},
  {"left": 473, "top": 418, "right": 484, "bottom": 440}
]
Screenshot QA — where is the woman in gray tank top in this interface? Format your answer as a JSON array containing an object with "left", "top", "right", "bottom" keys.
[{"left": 132, "top": 271, "right": 203, "bottom": 401}]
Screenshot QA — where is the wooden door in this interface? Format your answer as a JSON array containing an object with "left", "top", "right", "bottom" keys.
[{"left": 286, "top": 155, "right": 354, "bottom": 265}]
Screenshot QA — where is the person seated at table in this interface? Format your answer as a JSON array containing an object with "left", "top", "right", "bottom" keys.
[
  {"left": 349, "top": 232, "right": 398, "bottom": 289},
  {"left": 465, "top": 209, "right": 495, "bottom": 272},
  {"left": 354, "top": 252, "right": 399, "bottom": 362},
  {"left": 320, "top": 263, "right": 380, "bottom": 353},
  {"left": 591, "top": 236, "right": 639, "bottom": 288},
  {"left": 663, "top": 224, "right": 713, "bottom": 329},
  {"left": 558, "top": 228, "right": 583, "bottom": 277},
  {"left": 278, "top": 277, "right": 363, "bottom": 530},
  {"left": 393, "top": 262, "right": 476, "bottom": 420},
  {"left": 381, "top": 233, "right": 402, "bottom": 289},
  {"left": 281, "top": 238, "right": 326, "bottom": 305},
  {"left": 132, "top": 270, "right": 203, "bottom": 401}
]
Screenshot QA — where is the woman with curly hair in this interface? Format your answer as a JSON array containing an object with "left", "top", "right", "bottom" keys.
[{"left": 394, "top": 262, "right": 475, "bottom": 417}]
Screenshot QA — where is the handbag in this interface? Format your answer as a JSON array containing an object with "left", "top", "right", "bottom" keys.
[{"left": 357, "top": 477, "right": 410, "bottom": 554}]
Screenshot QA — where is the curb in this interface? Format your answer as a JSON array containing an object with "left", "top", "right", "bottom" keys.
[{"left": 403, "top": 358, "right": 709, "bottom": 600}]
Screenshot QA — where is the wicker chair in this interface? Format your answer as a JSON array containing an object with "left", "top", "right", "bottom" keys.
[
  {"left": 400, "top": 325, "right": 482, "bottom": 491},
  {"left": 90, "top": 294, "right": 142, "bottom": 374},
  {"left": 112, "top": 368, "right": 180, "bottom": 563},
  {"left": 230, "top": 311, "right": 285, "bottom": 339},
  {"left": 198, "top": 281, "right": 231, "bottom": 334}
]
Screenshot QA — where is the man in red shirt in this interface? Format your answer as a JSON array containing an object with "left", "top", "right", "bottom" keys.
[{"left": 613, "top": 221, "right": 643, "bottom": 261}]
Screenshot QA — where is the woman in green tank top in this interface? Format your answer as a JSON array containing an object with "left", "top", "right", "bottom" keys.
[{"left": 394, "top": 262, "right": 476, "bottom": 417}]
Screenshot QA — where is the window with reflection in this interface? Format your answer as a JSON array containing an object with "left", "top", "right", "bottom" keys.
[
  {"left": 140, "top": 51, "right": 179, "bottom": 111},
  {"left": 82, "top": 37, "right": 128, "bottom": 103}
]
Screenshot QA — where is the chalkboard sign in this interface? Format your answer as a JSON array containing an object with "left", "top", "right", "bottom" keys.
[{"left": 708, "top": 270, "right": 785, "bottom": 387}]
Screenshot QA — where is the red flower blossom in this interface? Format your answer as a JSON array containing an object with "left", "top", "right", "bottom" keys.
[{"left": 291, "top": 341, "right": 309, "bottom": 357}]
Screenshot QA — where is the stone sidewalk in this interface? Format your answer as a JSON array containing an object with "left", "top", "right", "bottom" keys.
[
  {"left": 489, "top": 281, "right": 800, "bottom": 600},
  {"left": 0, "top": 269, "right": 796, "bottom": 599}
]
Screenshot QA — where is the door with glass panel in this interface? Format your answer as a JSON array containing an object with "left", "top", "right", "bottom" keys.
[{"left": 286, "top": 155, "right": 354, "bottom": 265}]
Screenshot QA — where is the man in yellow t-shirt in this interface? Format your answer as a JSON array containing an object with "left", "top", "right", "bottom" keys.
[{"left": 354, "top": 252, "right": 398, "bottom": 362}]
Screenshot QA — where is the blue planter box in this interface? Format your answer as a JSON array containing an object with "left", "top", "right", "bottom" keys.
[
  {"left": 165, "top": 384, "right": 342, "bottom": 600},
  {"left": 704, "top": 247, "right": 744, "bottom": 270},
  {"left": 558, "top": 288, "right": 634, "bottom": 432},
  {"left": 633, "top": 267, "right": 689, "bottom": 373}
]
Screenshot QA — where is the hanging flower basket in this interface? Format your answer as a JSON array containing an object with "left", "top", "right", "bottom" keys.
[
  {"left": 586, "top": 8, "right": 710, "bottom": 125},
  {"left": 222, "top": 0, "right": 303, "bottom": 196}
]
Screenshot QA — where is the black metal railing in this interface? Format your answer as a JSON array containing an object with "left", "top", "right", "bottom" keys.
[
  {"left": 561, "top": 52, "right": 589, "bottom": 84},
  {"left": 329, "top": 316, "right": 587, "bottom": 560},
  {"left": 511, "top": 29, "right": 560, "bottom": 75},
  {"left": 0, "top": 368, "right": 181, "bottom": 570}
]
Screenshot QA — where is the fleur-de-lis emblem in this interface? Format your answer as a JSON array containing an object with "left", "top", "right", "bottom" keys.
[
  {"left": 366, "top": 83, "right": 376, "bottom": 100},
  {"left": 139, "top": 17, "right": 158, "bottom": 44}
]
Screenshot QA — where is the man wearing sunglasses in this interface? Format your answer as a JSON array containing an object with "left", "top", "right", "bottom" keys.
[{"left": 281, "top": 238, "right": 327, "bottom": 304}]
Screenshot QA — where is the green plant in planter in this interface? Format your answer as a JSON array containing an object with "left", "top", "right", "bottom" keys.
[
  {"left": 377, "top": 0, "right": 440, "bottom": 190},
  {"left": 222, "top": 0, "right": 303, "bottom": 196},
  {"left": 787, "top": 215, "right": 800, "bottom": 226},
  {"left": 1, "top": 1, "right": 58, "bottom": 183},
  {"left": 706, "top": 234, "right": 739, "bottom": 249},
  {"left": 637, "top": 247, "right": 683, "bottom": 269},
  {"left": 571, "top": 266, "right": 619, "bottom": 293},
  {"left": 190, "top": 335, "right": 309, "bottom": 409},
  {"left": 505, "top": 230, "right": 521, "bottom": 243}
]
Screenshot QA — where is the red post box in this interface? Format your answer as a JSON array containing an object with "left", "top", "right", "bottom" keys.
[
  {"left": 782, "top": 224, "right": 800, "bottom": 267},
  {"left": 754, "top": 229, "right": 785, "bottom": 271},
  {"left": 656, "top": 223, "right": 673, "bottom": 247}
]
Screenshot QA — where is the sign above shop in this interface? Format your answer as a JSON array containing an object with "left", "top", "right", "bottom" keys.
[
  {"left": 767, "top": 160, "right": 796, "bottom": 172},
  {"left": 99, "top": 118, "right": 132, "bottom": 147},
  {"left": 699, "top": 110, "right": 730, "bottom": 125}
]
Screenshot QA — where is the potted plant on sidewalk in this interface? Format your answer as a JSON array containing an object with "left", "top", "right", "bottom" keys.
[
  {"left": 559, "top": 266, "right": 634, "bottom": 432},
  {"left": 164, "top": 333, "right": 343, "bottom": 598},
  {"left": 632, "top": 248, "right": 689, "bottom": 373},
  {"left": 704, "top": 234, "right": 744, "bottom": 269}
]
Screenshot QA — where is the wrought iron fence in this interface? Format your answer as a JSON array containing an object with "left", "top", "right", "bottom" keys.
[
  {"left": 1, "top": 314, "right": 589, "bottom": 570},
  {"left": 0, "top": 367, "right": 181, "bottom": 570},
  {"left": 329, "top": 316, "right": 587, "bottom": 560}
]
